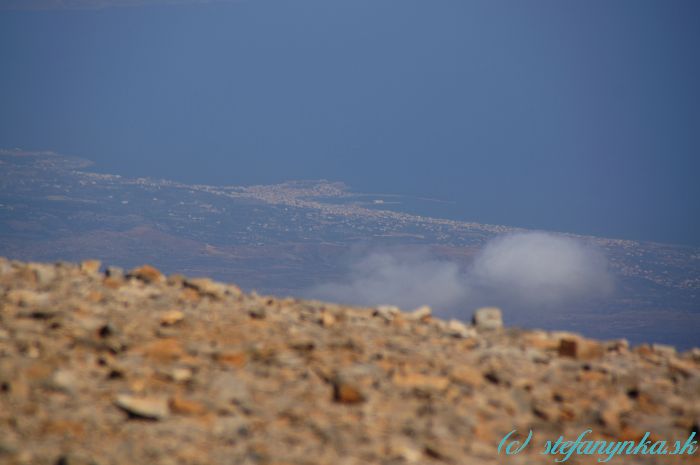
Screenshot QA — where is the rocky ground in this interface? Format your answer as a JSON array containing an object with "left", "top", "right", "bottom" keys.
[{"left": 0, "top": 257, "right": 698, "bottom": 465}]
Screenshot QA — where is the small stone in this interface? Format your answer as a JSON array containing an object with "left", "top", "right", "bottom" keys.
[
  {"left": 605, "top": 339, "right": 629, "bottom": 353},
  {"left": 97, "top": 322, "right": 118, "bottom": 338},
  {"left": 166, "top": 274, "right": 186, "bottom": 286},
  {"left": 690, "top": 347, "right": 700, "bottom": 360},
  {"left": 288, "top": 335, "right": 315, "bottom": 352},
  {"left": 169, "top": 367, "right": 193, "bottom": 383},
  {"left": 115, "top": 395, "right": 169, "bottom": 420},
  {"left": 248, "top": 306, "right": 266, "bottom": 319},
  {"left": 140, "top": 338, "right": 185, "bottom": 362},
  {"left": 22, "top": 307, "right": 61, "bottom": 320},
  {"left": 127, "top": 265, "right": 163, "bottom": 283},
  {"left": 319, "top": 312, "right": 336, "bottom": 327},
  {"left": 473, "top": 307, "right": 503, "bottom": 330},
  {"left": 80, "top": 260, "right": 101, "bottom": 274},
  {"left": 374, "top": 305, "right": 400, "bottom": 321},
  {"left": 333, "top": 380, "right": 365, "bottom": 404},
  {"left": 216, "top": 351, "right": 248, "bottom": 367},
  {"left": 523, "top": 331, "right": 560, "bottom": 350},
  {"left": 445, "top": 319, "right": 476, "bottom": 338},
  {"left": 53, "top": 452, "right": 97, "bottom": 465},
  {"left": 392, "top": 372, "right": 450, "bottom": 393},
  {"left": 184, "top": 278, "right": 232, "bottom": 299},
  {"left": 558, "top": 337, "right": 604, "bottom": 360},
  {"left": 449, "top": 366, "right": 483, "bottom": 388},
  {"left": 159, "top": 310, "right": 185, "bottom": 326},
  {"left": 634, "top": 344, "right": 654, "bottom": 357},
  {"left": 169, "top": 396, "right": 207, "bottom": 415},
  {"left": 210, "top": 373, "right": 252, "bottom": 413},
  {"left": 388, "top": 437, "right": 423, "bottom": 463},
  {"left": 330, "top": 365, "right": 377, "bottom": 404},
  {"left": 558, "top": 339, "right": 578, "bottom": 357},
  {"left": 49, "top": 369, "right": 79, "bottom": 393},
  {"left": 668, "top": 358, "right": 696, "bottom": 377},
  {"left": 29, "top": 263, "right": 56, "bottom": 286},
  {"left": 105, "top": 266, "right": 124, "bottom": 279},
  {"left": 651, "top": 343, "right": 676, "bottom": 358},
  {"left": 6, "top": 289, "right": 49, "bottom": 307},
  {"left": 598, "top": 394, "right": 632, "bottom": 433},
  {"left": 406, "top": 305, "right": 432, "bottom": 321}
]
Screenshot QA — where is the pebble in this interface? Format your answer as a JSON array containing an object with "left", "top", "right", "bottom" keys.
[
  {"left": 472, "top": 307, "right": 503, "bottom": 330},
  {"left": 332, "top": 380, "right": 365, "bottom": 404},
  {"left": 127, "top": 265, "right": 163, "bottom": 283},
  {"left": 406, "top": 305, "right": 432, "bottom": 321},
  {"left": 184, "top": 278, "right": 231, "bottom": 299},
  {"left": 115, "top": 395, "right": 170, "bottom": 420},
  {"left": 49, "top": 369, "right": 79, "bottom": 393},
  {"left": 445, "top": 319, "right": 476, "bottom": 338},
  {"left": 0, "top": 258, "right": 697, "bottom": 465},
  {"left": 80, "top": 260, "right": 101, "bottom": 274},
  {"left": 159, "top": 310, "right": 185, "bottom": 326},
  {"left": 374, "top": 305, "right": 400, "bottom": 321},
  {"left": 557, "top": 337, "right": 603, "bottom": 360}
]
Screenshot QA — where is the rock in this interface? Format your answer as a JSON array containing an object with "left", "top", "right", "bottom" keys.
[
  {"left": 210, "top": 373, "right": 252, "bottom": 413},
  {"left": 319, "top": 311, "right": 336, "bottom": 327},
  {"left": 29, "top": 263, "right": 56, "bottom": 286},
  {"left": 115, "top": 395, "right": 170, "bottom": 420},
  {"left": 449, "top": 366, "right": 483, "bottom": 388},
  {"left": 105, "top": 266, "right": 124, "bottom": 279},
  {"left": 523, "top": 331, "right": 560, "bottom": 350},
  {"left": 166, "top": 273, "right": 186, "bottom": 286},
  {"left": 668, "top": 358, "right": 696, "bottom": 377},
  {"left": 49, "top": 369, "right": 79, "bottom": 393},
  {"left": 688, "top": 348, "right": 700, "bottom": 362},
  {"left": 598, "top": 394, "right": 632, "bottom": 433},
  {"left": 168, "top": 367, "right": 193, "bottom": 383},
  {"left": 248, "top": 306, "right": 266, "bottom": 319},
  {"left": 604, "top": 339, "right": 629, "bottom": 353},
  {"left": 127, "top": 265, "right": 163, "bottom": 283},
  {"left": 0, "top": 258, "right": 698, "bottom": 465},
  {"left": 159, "top": 310, "right": 185, "bottom": 326},
  {"left": 406, "top": 305, "right": 432, "bottom": 321},
  {"left": 216, "top": 351, "right": 247, "bottom": 368},
  {"left": 6, "top": 289, "right": 49, "bottom": 307},
  {"left": 331, "top": 365, "right": 380, "bottom": 404},
  {"left": 140, "top": 338, "right": 185, "bottom": 361},
  {"left": 558, "top": 337, "right": 604, "bottom": 360},
  {"left": 652, "top": 343, "right": 676, "bottom": 358},
  {"left": 392, "top": 372, "right": 450, "bottom": 393},
  {"left": 80, "top": 260, "right": 101, "bottom": 274},
  {"left": 472, "top": 307, "right": 502, "bottom": 330},
  {"left": 558, "top": 339, "right": 577, "bottom": 357},
  {"left": 332, "top": 379, "right": 365, "bottom": 404},
  {"left": 53, "top": 452, "right": 99, "bottom": 465},
  {"left": 184, "top": 278, "right": 234, "bottom": 299},
  {"left": 169, "top": 396, "right": 207, "bottom": 415},
  {"left": 445, "top": 319, "right": 476, "bottom": 338},
  {"left": 374, "top": 305, "right": 400, "bottom": 321},
  {"left": 388, "top": 437, "right": 423, "bottom": 463}
]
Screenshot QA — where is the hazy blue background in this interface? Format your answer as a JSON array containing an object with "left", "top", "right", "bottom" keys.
[{"left": 1, "top": 0, "right": 699, "bottom": 245}]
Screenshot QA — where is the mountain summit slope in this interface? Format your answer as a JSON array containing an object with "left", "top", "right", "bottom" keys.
[
  {"left": 0, "top": 257, "right": 699, "bottom": 465},
  {"left": 2, "top": 149, "right": 700, "bottom": 348}
]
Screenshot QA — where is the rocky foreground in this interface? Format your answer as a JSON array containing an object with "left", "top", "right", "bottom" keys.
[{"left": 0, "top": 258, "right": 698, "bottom": 465}]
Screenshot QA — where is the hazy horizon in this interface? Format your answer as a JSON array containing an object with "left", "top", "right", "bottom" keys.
[{"left": 1, "top": 0, "right": 699, "bottom": 246}]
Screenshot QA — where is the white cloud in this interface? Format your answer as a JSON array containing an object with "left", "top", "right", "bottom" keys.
[
  {"left": 468, "top": 232, "right": 614, "bottom": 308},
  {"left": 304, "top": 232, "right": 614, "bottom": 319},
  {"left": 307, "top": 247, "right": 467, "bottom": 310}
]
